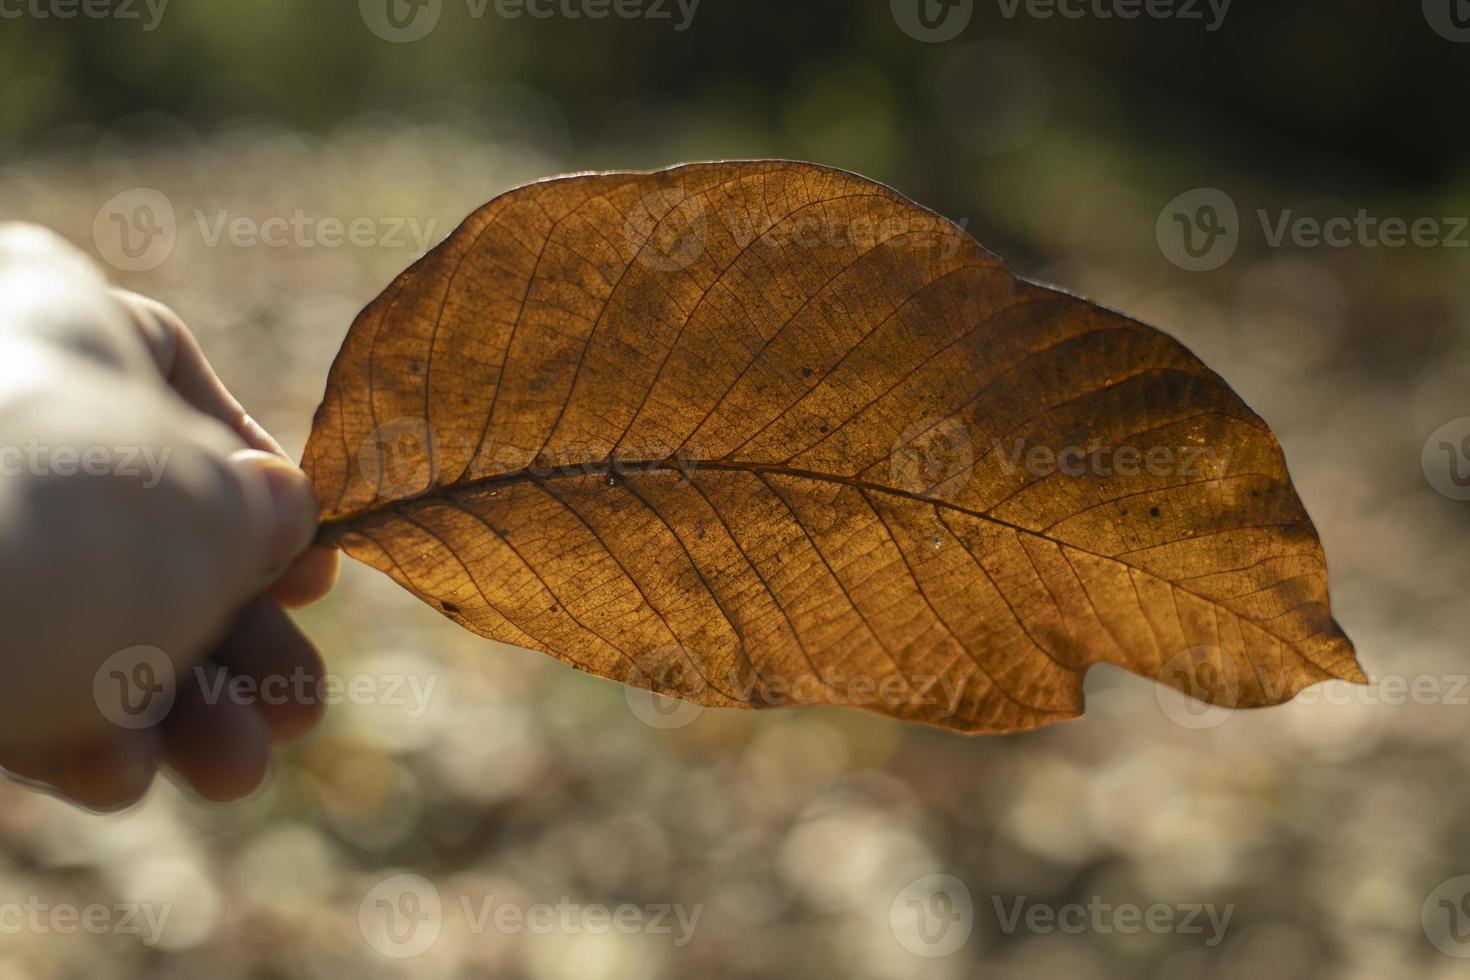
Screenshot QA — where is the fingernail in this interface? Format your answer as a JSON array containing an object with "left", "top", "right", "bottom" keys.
[{"left": 232, "top": 450, "right": 320, "bottom": 569}]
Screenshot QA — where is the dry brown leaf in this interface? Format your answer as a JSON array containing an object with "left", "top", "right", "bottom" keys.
[{"left": 303, "top": 160, "right": 1363, "bottom": 733}]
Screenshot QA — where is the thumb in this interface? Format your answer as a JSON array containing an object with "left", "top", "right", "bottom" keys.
[{"left": 229, "top": 449, "right": 320, "bottom": 582}]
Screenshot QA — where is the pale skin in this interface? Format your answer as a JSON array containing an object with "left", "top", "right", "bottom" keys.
[{"left": 0, "top": 223, "right": 339, "bottom": 811}]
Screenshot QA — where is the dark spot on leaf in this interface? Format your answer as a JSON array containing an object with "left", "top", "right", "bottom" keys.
[
  {"left": 1149, "top": 506, "right": 1161, "bottom": 517},
  {"left": 801, "top": 367, "right": 814, "bottom": 378},
  {"left": 441, "top": 602, "right": 459, "bottom": 614}
]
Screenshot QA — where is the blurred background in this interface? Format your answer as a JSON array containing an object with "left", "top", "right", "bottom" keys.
[{"left": 1, "top": 1, "right": 1468, "bottom": 977}]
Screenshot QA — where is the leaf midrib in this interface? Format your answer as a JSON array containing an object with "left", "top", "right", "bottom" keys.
[{"left": 315, "top": 456, "right": 1323, "bottom": 657}]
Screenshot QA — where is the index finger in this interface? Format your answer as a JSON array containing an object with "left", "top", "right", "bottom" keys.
[
  {"left": 114, "top": 290, "right": 340, "bottom": 607},
  {"left": 113, "top": 290, "right": 284, "bottom": 454}
]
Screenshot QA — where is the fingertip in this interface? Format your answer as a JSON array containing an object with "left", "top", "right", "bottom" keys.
[
  {"left": 0, "top": 731, "right": 161, "bottom": 814},
  {"left": 210, "top": 597, "right": 329, "bottom": 744},
  {"left": 270, "top": 545, "right": 341, "bottom": 608},
  {"left": 230, "top": 450, "right": 320, "bottom": 574},
  {"left": 161, "top": 666, "right": 274, "bottom": 803},
  {"left": 61, "top": 730, "right": 161, "bottom": 814}
]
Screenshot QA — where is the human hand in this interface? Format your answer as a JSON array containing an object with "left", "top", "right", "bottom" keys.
[{"left": 0, "top": 224, "right": 339, "bottom": 811}]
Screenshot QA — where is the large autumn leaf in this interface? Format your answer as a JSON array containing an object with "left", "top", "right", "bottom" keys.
[{"left": 304, "top": 160, "right": 1362, "bottom": 733}]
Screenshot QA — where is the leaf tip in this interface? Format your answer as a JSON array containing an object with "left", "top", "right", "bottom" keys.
[
  {"left": 1316, "top": 626, "right": 1367, "bottom": 686},
  {"left": 1333, "top": 657, "right": 1369, "bottom": 687}
]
